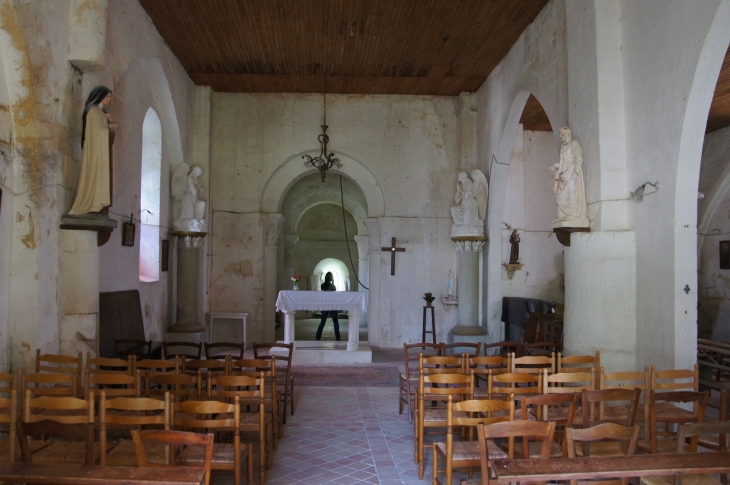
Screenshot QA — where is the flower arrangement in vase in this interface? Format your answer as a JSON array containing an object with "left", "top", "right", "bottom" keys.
[
  {"left": 423, "top": 292, "right": 435, "bottom": 307},
  {"left": 291, "top": 275, "right": 302, "bottom": 290}
]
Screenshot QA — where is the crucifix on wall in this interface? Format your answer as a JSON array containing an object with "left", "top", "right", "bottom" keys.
[{"left": 381, "top": 237, "right": 406, "bottom": 275}]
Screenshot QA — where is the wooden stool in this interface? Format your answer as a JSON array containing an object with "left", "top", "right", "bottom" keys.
[{"left": 422, "top": 306, "right": 436, "bottom": 344}]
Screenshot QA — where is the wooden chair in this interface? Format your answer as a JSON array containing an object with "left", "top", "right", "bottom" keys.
[
  {"left": 520, "top": 392, "right": 578, "bottom": 458},
  {"left": 132, "top": 429, "right": 214, "bottom": 485},
  {"left": 162, "top": 341, "right": 202, "bottom": 361},
  {"left": 208, "top": 373, "right": 270, "bottom": 485},
  {"left": 638, "top": 421, "right": 730, "bottom": 485},
  {"left": 470, "top": 355, "right": 511, "bottom": 399},
  {"left": 100, "top": 392, "right": 170, "bottom": 466},
  {"left": 204, "top": 342, "right": 245, "bottom": 360},
  {"left": 645, "top": 365, "right": 700, "bottom": 440},
  {"left": 182, "top": 359, "right": 226, "bottom": 383},
  {"left": 488, "top": 371, "right": 543, "bottom": 402},
  {"left": 483, "top": 341, "right": 522, "bottom": 358},
  {"left": 599, "top": 366, "right": 649, "bottom": 434},
  {"left": 114, "top": 338, "right": 153, "bottom": 360},
  {"left": 415, "top": 369, "right": 472, "bottom": 479},
  {"left": 253, "top": 342, "right": 295, "bottom": 424},
  {"left": 476, "top": 420, "right": 556, "bottom": 484},
  {"left": 697, "top": 390, "right": 728, "bottom": 452},
  {"left": 0, "top": 370, "right": 18, "bottom": 462},
  {"left": 443, "top": 342, "right": 481, "bottom": 358},
  {"left": 543, "top": 371, "right": 595, "bottom": 426},
  {"left": 573, "top": 388, "right": 641, "bottom": 458},
  {"left": 400, "top": 343, "right": 443, "bottom": 422},
  {"left": 432, "top": 395, "right": 515, "bottom": 485},
  {"left": 566, "top": 423, "right": 640, "bottom": 485},
  {"left": 512, "top": 352, "right": 554, "bottom": 375},
  {"left": 145, "top": 370, "right": 201, "bottom": 402},
  {"left": 637, "top": 390, "right": 710, "bottom": 454},
  {"left": 229, "top": 357, "right": 281, "bottom": 443},
  {"left": 21, "top": 391, "right": 98, "bottom": 464},
  {"left": 86, "top": 353, "right": 133, "bottom": 375},
  {"left": 17, "top": 419, "right": 95, "bottom": 466},
  {"left": 173, "top": 397, "right": 253, "bottom": 485},
  {"left": 35, "top": 350, "right": 83, "bottom": 397},
  {"left": 134, "top": 357, "right": 180, "bottom": 374}
]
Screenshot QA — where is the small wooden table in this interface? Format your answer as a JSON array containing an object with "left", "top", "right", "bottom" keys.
[
  {"left": 491, "top": 452, "right": 730, "bottom": 483},
  {"left": 0, "top": 463, "right": 206, "bottom": 485}
]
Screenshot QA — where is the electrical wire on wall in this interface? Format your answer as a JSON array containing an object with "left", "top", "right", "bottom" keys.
[{"left": 340, "top": 174, "right": 368, "bottom": 290}]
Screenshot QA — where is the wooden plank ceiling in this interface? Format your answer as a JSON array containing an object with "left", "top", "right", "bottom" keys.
[
  {"left": 140, "top": 1, "right": 730, "bottom": 133},
  {"left": 138, "top": 0, "right": 548, "bottom": 96}
]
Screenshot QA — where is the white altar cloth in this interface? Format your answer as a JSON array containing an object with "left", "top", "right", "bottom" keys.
[
  {"left": 276, "top": 290, "right": 366, "bottom": 314},
  {"left": 276, "top": 290, "right": 366, "bottom": 352}
]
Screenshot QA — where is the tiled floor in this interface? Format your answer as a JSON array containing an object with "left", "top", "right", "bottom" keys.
[{"left": 212, "top": 348, "right": 477, "bottom": 485}]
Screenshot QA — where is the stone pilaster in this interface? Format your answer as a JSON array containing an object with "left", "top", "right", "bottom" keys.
[{"left": 449, "top": 237, "right": 488, "bottom": 347}]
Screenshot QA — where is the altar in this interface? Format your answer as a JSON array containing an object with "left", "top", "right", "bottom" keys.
[{"left": 275, "top": 290, "right": 371, "bottom": 363}]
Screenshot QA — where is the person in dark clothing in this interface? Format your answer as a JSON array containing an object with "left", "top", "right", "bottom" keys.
[{"left": 315, "top": 271, "right": 341, "bottom": 341}]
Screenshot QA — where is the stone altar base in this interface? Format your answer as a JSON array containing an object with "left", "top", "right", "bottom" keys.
[{"left": 273, "top": 341, "right": 372, "bottom": 364}]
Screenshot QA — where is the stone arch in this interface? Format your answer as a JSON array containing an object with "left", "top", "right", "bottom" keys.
[
  {"left": 672, "top": 0, "right": 730, "bottom": 368},
  {"left": 260, "top": 150, "right": 385, "bottom": 218}
]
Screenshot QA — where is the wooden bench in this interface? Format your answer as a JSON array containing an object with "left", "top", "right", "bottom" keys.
[
  {"left": 0, "top": 463, "right": 205, "bottom": 485},
  {"left": 698, "top": 339, "right": 730, "bottom": 392}
]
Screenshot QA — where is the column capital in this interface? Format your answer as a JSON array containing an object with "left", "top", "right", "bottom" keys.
[
  {"left": 452, "top": 237, "right": 486, "bottom": 253},
  {"left": 264, "top": 213, "right": 283, "bottom": 247},
  {"left": 283, "top": 234, "right": 299, "bottom": 268},
  {"left": 363, "top": 218, "right": 381, "bottom": 252},
  {"left": 353, "top": 235, "right": 369, "bottom": 260}
]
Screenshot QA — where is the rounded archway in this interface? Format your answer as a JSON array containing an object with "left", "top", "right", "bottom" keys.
[{"left": 312, "top": 258, "right": 351, "bottom": 292}]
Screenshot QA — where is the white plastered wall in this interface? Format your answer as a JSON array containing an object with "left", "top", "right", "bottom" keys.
[{"left": 209, "top": 93, "right": 461, "bottom": 347}]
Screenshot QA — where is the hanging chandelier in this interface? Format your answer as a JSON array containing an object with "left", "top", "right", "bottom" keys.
[{"left": 303, "top": 88, "right": 341, "bottom": 186}]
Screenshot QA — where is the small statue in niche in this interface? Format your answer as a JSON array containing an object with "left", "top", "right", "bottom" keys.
[
  {"left": 450, "top": 169, "right": 488, "bottom": 237},
  {"left": 67, "top": 86, "right": 118, "bottom": 217},
  {"left": 509, "top": 230, "right": 520, "bottom": 264},
  {"left": 447, "top": 269, "right": 455, "bottom": 298},
  {"left": 549, "top": 127, "right": 589, "bottom": 227},
  {"left": 172, "top": 164, "right": 207, "bottom": 232}
]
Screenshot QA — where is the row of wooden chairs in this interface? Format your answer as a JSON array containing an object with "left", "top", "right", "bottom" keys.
[
  {"left": 32, "top": 341, "right": 296, "bottom": 425},
  {"left": 1, "top": 379, "right": 270, "bottom": 484},
  {"left": 113, "top": 339, "right": 246, "bottom": 361}
]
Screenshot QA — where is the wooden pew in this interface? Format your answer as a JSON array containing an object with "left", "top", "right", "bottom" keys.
[{"left": 697, "top": 339, "right": 730, "bottom": 393}]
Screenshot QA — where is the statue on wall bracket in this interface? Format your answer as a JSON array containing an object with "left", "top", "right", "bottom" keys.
[
  {"left": 172, "top": 163, "right": 207, "bottom": 233},
  {"left": 450, "top": 169, "right": 488, "bottom": 238},
  {"left": 549, "top": 127, "right": 589, "bottom": 229}
]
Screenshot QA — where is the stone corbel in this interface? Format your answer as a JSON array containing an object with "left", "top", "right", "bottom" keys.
[
  {"left": 503, "top": 263, "right": 525, "bottom": 280},
  {"left": 264, "top": 213, "right": 283, "bottom": 247}
]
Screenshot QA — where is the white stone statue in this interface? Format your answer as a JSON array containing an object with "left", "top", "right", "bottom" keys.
[
  {"left": 446, "top": 269, "right": 455, "bottom": 298},
  {"left": 549, "top": 127, "right": 589, "bottom": 228},
  {"left": 450, "top": 169, "right": 488, "bottom": 237},
  {"left": 172, "top": 163, "right": 207, "bottom": 232}
]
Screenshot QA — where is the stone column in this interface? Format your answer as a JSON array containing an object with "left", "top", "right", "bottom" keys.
[
  {"left": 354, "top": 234, "right": 369, "bottom": 326},
  {"left": 347, "top": 308, "right": 360, "bottom": 351},
  {"left": 450, "top": 237, "right": 488, "bottom": 346},
  {"left": 59, "top": 230, "right": 99, "bottom": 356},
  {"left": 263, "top": 214, "right": 283, "bottom": 342},
  {"left": 283, "top": 234, "right": 299, "bottom": 289},
  {"left": 364, "top": 218, "right": 381, "bottom": 347},
  {"left": 168, "top": 232, "right": 206, "bottom": 341}
]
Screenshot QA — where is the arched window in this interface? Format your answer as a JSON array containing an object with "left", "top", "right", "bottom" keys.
[{"left": 139, "top": 108, "right": 161, "bottom": 282}]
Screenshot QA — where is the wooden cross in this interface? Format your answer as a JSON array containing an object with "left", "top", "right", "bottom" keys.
[{"left": 381, "top": 237, "right": 406, "bottom": 276}]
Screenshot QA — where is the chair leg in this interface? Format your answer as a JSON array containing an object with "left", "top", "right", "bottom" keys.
[
  {"left": 289, "top": 381, "right": 295, "bottom": 415},
  {"left": 432, "top": 442, "right": 439, "bottom": 485},
  {"left": 247, "top": 444, "right": 253, "bottom": 485}
]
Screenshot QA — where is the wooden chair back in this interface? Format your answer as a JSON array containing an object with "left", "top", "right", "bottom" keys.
[
  {"left": 86, "top": 353, "right": 133, "bottom": 375},
  {"left": 404, "top": 343, "right": 442, "bottom": 374},
  {"left": 521, "top": 392, "right": 577, "bottom": 457},
  {"left": 114, "top": 338, "right": 152, "bottom": 360},
  {"left": 0, "top": 370, "right": 18, "bottom": 462},
  {"left": 204, "top": 342, "right": 245, "bottom": 360},
  {"left": 544, "top": 371, "right": 595, "bottom": 394},
  {"left": 650, "top": 364, "right": 699, "bottom": 392},
  {"left": 420, "top": 354, "right": 466, "bottom": 376},
  {"left": 162, "top": 341, "right": 202, "bottom": 361},
  {"left": 478, "top": 419, "right": 556, "bottom": 460},
  {"left": 35, "top": 350, "right": 82, "bottom": 396},
  {"left": 557, "top": 351, "right": 600, "bottom": 376},
  {"left": 21, "top": 368, "right": 78, "bottom": 399},
  {"left": 17, "top": 419, "right": 94, "bottom": 466},
  {"left": 443, "top": 342, "right": 481, "bottom": 358},
  {"left": 471, "top": 355, "right": 511, "bottom": 390},
  {"left": 145, "top": 370, "right": 200, "bottom": 401},
  {"left": 84, "top": 368, "right": 139, "bottom": 400},
  {"left": 566, "top": 423, "right": 639, "bottom": 485},
  {"left": 134, "top": 357, "right": 180, "bottom": 374},
  {"left": 488, "top": 371, "right": 543, "bottom": 398},
  {"left": 99, "top": 392, "right": 170, "bottom": 466},
  {"left": 484, "top": 341, "right": 522, "bottom": 358},
  {"left": 131, "top": 429, "right": 214, "bottom": 485},
  {"left": 512, "top": 352, "right": 554, "bottom": 375},
  {"left": 22, "top": 390, "right": 94, "bottom": 424},
  {"left": 677, "top": 420, "right": 729, "bottom": 485},
  {"left": 599, "top": 366, "right": 649, "bottom": 394},
  {"left": 182, "top": 359, "right": 226, "bottom": 377},
  {"left": 581, "top": 388, "right": 641, "bottom": 428}
]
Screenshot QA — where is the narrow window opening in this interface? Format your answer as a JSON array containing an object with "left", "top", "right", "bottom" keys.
[{"left": 139, "top": 108, "right": 162, "bottom": 282}]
